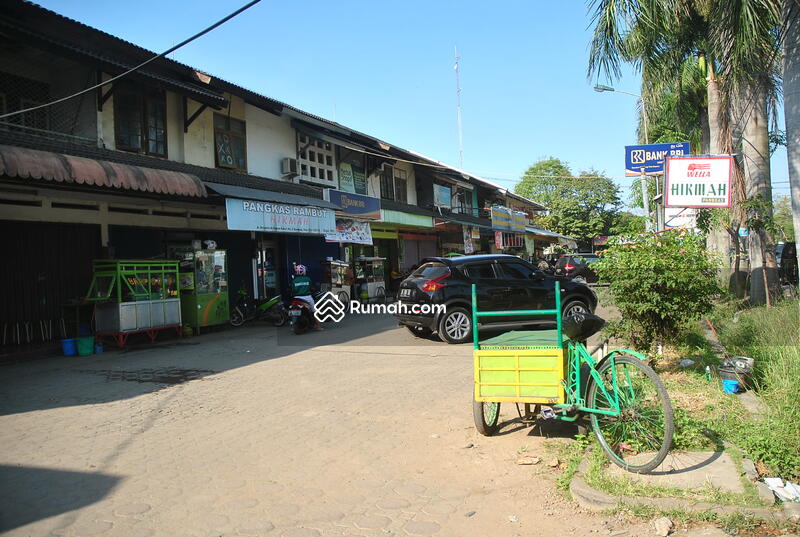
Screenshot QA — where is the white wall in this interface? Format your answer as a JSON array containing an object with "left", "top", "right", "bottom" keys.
[{"left": 244, "top": 103, "right": 296, "bottom": 179}]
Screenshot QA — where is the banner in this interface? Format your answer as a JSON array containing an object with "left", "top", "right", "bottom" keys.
[
  {"left": 463, "top": 226, "right": 474, "bottom": 254},
  {"left": 225, "top": 199, "right": 336, "bottom": 234},
  {"left": 512, "top": 211, "right": 527, "bottom": 232},
  {"left": 491, "top": 206, "right": 511, "bottom": 231},
  {"left": 434, "top": 184, "right": 452, "bottom": 207},
  {"left": 325, "top": 218, "right": 373, "bottom": 245},
  {"left": 664, "top": 207, "right": 698, "bottom": 229},
  {"left": 338, "top": 162, "right": 355, "bottom": 193},
  {"left": 665, "top": 156, "right": 733, "bottom": 207},
  {"left": 324, "top": 189, "right": 381, "bottom": 220}
]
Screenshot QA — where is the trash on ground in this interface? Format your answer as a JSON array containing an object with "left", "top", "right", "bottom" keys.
[
  {"left": 764, "top": 478, "right": 800, "bottom": 502},
  {"left": 679, "top": 359, "right": 695, "bottom": 368}
]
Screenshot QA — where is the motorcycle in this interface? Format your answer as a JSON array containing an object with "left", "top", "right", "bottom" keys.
[
  {"left": 288, "top": 290, "right": 326, "bottom": 335},
  {"left": 230, "top": 288, "right": 288, "bottom": 327}
]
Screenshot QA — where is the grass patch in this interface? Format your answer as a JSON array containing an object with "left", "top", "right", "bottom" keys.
[{"left": 544, "top": 434, "right": 590, "bottom": 495}]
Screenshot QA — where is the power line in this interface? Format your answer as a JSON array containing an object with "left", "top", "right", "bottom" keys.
[{"left": 0, "top": 0, "right": 262, "bottom": 121}]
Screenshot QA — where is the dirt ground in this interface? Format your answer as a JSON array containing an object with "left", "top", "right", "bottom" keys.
[{"left": 0, "top": 313, "right": 697, "bottom": 537}]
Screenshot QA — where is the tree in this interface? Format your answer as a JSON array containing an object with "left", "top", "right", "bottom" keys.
[
  {"left": 784, "top": 0, "right": 800, "bottom": 246},
  {"left": 514, "top": 158, "right": 621, "bottom": 244}
]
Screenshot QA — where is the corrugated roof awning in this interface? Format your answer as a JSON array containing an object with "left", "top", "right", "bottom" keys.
[
  {"left": 0, "top": 145, "right": 207, "bottom": 197},
  {"left": 205, "top": 182, "right": 340, "bottom": 210},
  {"left": 525, "top": 226, "right": 575, "bottom": 241}
]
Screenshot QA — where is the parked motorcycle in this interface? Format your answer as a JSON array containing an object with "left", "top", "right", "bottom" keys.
[
  {"left": 230, "top": 288, "right": 288, "bottom": 327},
  {"left": 288, "top": 291, "right": 326, "bottom": 335}
]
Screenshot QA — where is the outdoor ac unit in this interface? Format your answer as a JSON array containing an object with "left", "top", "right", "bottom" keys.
[{"left": 282, "top": 157, "right": 298, "bottom": 175}]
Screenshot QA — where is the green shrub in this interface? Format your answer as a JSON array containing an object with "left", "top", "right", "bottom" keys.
[{"left": 594, "top": 230, "right": 721, "bottom": 350}]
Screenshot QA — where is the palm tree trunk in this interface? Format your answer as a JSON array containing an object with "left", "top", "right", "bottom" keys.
[
  {"left": 784, "top": 0, "right": 800, "bottom": 245},
  {"left": 706, "top": 64, "right": 733, "bottom": 286},
  {"left": 741, "top": 80, "right": 779, "bottom": 305}
]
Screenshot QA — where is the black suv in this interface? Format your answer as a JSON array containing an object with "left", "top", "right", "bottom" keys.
[
  {"left": 553, "top": 253, "right": 601, "bottom": 283},
  {"left": 395, "top": 254, "right": 598, "bottom": 344}
]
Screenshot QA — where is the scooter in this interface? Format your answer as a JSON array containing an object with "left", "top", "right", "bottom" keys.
[
  {"left": 288, "top": 291, "right": 326, "bottom": 335},
  {"left": 230, "top": 288, "right": 288, "bottom": 327}
]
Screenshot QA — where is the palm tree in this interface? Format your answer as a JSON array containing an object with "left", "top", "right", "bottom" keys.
[
  {"left": 784, "top": 0, "right": 800, "bottom": 245},
  {"left": 586, "top": 0, "right": 782, "bottom": 303}
]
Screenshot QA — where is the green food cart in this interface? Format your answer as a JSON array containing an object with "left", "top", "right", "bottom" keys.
[{"left": 177, "top": 249, "right": 229, "bottom": 332}]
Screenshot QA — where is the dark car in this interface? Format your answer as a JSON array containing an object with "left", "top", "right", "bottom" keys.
[
  {"left": 554, "top": 253, "right": 601, "bottom": 283},
  {"left": 395, "top": 254, "right": 598, "bottom": 344},
  {"left": 779, "top": 241, "right": 798, "bottom": 286}
]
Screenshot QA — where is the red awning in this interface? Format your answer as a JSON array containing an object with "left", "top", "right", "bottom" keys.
[{"left": 0, "top": 145, "right": 207, "bottom": 198}]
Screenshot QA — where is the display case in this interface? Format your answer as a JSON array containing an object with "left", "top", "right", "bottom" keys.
[
  {"left": 354, "top": 256, "right": 386, "bottom": 303},
  {"left": 321, "top": 259, "right": 352, "bottom": 304},
  {"left": 85, "top": 260, "right": 182, "bottom": 346},
  {"left": 176, "top": 249, "right": 229, "bottom": 332}
]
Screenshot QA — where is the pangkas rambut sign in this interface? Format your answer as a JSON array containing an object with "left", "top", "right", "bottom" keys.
[{"left": 665, "top": 156, "right": 733, "bottom": 208}]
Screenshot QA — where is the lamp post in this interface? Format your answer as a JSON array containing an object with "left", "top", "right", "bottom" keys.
[{"left": 594, "top": 84, "right": 652, "bottom": 230}]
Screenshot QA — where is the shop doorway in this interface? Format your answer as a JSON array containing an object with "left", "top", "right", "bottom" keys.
[{"left": 256, "top": 237, "right": 280, "bottom": 300}]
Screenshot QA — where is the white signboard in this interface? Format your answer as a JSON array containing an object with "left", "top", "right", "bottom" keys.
[
  {"left": 225, "top": 198, "right": 336, "bottom": 234},
  {"left": 664, "top": 207, "right": 698, "bottom": 229},
  {"left": 665, "top": 156, "right": 733, "bottom": 207},
  {"left": 325, "top": 218, "right": 373, "bottom": 245}
]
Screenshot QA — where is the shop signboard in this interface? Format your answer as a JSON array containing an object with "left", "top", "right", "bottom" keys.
[
  {"left": 664, "top": 207, "right": 698, "bottom": 229},
  {"left": 625, "top": 142, "right": 691, "bottom": 176},
  {"left": 494, "top": 231, "right": 503, "bottom": 250},
  {"left": 225, "top": 198, "right": 336, "bottom": 234},
  {"left": 524, "top": 235, "right": 535, "bottom": 254},
  {"left": 471, "top": 227, "right": 481, "bottom": 239},
  {"left": 353, "top": 170, "right": 367, "bottom": 195},
  {"left": 491, "top": 206, "right": 511, "bottom": 231},
  {"left": 434, "top": 184, "right": 452, "bottom": 208},
  {"left": 324, "top": 189, "right": 381, "bottom": 220},
  {"left": 665, "top": 156, "right": 733, "bottom": 207},
  {"left": 338, "top": 162, "right": 355, "bottom": 193},
  {"left": 325, "top": 218, "right": 373, "bottom": 245}
]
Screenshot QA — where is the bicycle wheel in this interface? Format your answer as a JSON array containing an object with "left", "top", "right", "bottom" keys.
[
  {"left": 587, "top": 354, "right": 673, "bottom": 473},
  {"left": 473, "top": 400, "right": 501, "bottom": 436}
]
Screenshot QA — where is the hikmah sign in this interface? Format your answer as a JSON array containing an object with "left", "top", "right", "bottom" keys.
[
  {"left": 665, "top": 156, "right": 733, "bottom": 208},
  {"left": 225, "top": 199, "right": 336, "bottom": 234}
]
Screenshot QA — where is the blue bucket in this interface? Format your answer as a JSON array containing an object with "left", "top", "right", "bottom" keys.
[
  {"left": 722, "top": 379, "right": 740, "bottom": 394},
  {"left": 61, "top": 338, "right": 77, "bottom": 356}
]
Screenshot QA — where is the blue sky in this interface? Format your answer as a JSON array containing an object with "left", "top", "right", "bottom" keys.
[{"left": 39, "top": 0, "right": 790, "bottom": 204}]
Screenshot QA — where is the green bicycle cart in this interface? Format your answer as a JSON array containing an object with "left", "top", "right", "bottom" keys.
[{"left": 471, "top": 282, "right": 674, "bottom": 474}]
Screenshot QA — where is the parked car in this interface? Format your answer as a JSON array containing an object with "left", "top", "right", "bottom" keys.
[
  {"left": 553, "top": 253, "right": 601, "bottom": 283},
  {"left": 395, "top": 254, "right": 598, "bottom": 344}
]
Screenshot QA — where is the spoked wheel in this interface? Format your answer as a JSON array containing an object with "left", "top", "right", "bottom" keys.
[
  {"left": 473, "top": 400, "right": 501, "bottom": 436},
  {"left": 587, "top": 354, "right": 673, "bottom": 474},
  {"left": 230, "top": 309, "right": 245, "bottom": 327}
]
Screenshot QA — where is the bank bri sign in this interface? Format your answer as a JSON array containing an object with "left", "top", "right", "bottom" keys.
[
  {"left": 324, "top": 189, "right": 381, "bottom": 220},
  {"left": 226, "top": 199, "right": 336, "bottom": 234},
  {"left": 625, "top": 142, "right": 691, "bottom": 176}
]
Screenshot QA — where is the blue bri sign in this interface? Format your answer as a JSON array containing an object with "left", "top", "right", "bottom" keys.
[{"left": 625, "top": 142, "right": 691, "bottom": 176}]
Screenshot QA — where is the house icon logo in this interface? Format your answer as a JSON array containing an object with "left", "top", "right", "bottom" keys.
[
  {"left": 314, "top": 291, "right": 346, "bottom": 323},
  {"left": 631, "top": 149, "right": 646, "bottom": 165}
]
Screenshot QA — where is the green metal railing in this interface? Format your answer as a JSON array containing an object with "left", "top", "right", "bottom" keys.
[{"left": 471, "top": 280, "right": 562, "bottom": 349}]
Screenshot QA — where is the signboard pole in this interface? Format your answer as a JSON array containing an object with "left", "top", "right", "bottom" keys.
[{"left": 640, "top": 169, "right": 651, "bottom": 231}]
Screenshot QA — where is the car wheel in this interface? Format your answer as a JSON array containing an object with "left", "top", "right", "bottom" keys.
[
  {"left": 562, "top": 299, "right": 590, "bottom": 320},
  {"left": 405, "top": 325, "right": 432, "bottom": 338},
  {"left": 438, "top": 307, "right": 472, "bottom": 344}
]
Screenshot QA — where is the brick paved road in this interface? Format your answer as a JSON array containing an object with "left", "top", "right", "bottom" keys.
[{"left": 0, "top": 314, "right": 643, "bottom": 537}]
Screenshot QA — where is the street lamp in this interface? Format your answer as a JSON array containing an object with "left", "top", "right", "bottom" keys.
[{"left": 594, "top": 84, "right": 653, "bottom": 229}]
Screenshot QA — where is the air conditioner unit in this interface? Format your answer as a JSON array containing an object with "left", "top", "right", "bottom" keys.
[{"left": 281, "top": 157, "right": 299, "bottom": 175}]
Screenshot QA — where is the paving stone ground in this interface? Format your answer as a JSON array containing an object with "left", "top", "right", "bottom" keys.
[{"left": 0, "top": 313, "right": 725, "bottom": 537}]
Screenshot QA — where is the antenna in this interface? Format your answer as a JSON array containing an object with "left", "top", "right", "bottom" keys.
[{"left": 454, "top": 46, "right": 464, "bottom": 169}]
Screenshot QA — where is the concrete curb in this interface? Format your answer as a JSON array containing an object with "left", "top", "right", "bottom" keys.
[{"left": 569, "top": 459, "right": 796, "bottom": 523}]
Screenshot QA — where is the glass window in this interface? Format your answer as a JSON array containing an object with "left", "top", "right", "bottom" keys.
[
  {"left": 214, "top": 114, "right": 247, "bottom": 171},
  {"left": 114, "top": 88, "right": 166, "bottom": 156},
  {"left": 411, "top": 262, "right": 449, "bottom": 278},
  {"left": 114, "top": 91, "right": 142, "bottom": 151},
  {"left": 501, "top": 262, "right": 535, "bottom": 279},
  {"left": 308, "top": 151, "right": 315, "bottom": 162},
  {"left": 464, "top": 263, "right": 497, "bottom": 279},
  {"left": 394, "top": 168, "right": 408, "bottom": 204},
  {"left": 380, "top": 165, "right": 395, "bottom": 200}
]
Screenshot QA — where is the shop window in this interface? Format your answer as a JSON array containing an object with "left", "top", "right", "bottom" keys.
[
  {"left": 114, "top": 88, "right": 167, "bottom": 157},
  {"left": 380, "top": 165, "right": 395, "bottom": 200},
  {"left": 214, "top": 114, "right": 247, "bottom": 171},
  {"left": 297, "top": 133, "right": 336, "bottom": 186}
]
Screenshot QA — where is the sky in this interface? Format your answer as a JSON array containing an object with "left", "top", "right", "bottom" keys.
[{"left": 38, "top": 0, "right": 791, "bottom": 204}]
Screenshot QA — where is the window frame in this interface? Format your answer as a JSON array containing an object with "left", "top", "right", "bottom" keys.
[
  {"left": 214, "top": 113, "right": 247, "bottom": 172},
  {"left": 393, "top": 167, "right": 408, "bottom": 203},
  {"left": 297, "top": 133, "right": 336, "bottom": 186},
  {"left": 380, "top": 164, "right": 395, "bottom": 201},
  {"left": 113, "top": 86, "right": 168, "bottom": 158}
]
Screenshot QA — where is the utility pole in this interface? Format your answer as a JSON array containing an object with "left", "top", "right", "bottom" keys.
[{"left": 454, "top": 46, "right": 464, "bottom": 169}]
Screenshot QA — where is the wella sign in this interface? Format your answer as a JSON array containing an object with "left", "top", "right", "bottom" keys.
[{"left": 665, "top": 156, "right": 733, "bottom": 208}]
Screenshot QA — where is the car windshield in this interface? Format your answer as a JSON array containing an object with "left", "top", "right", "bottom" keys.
[{"left": 411, "top": 262, "right": 450, "bottom": 279}]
